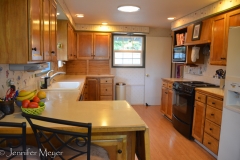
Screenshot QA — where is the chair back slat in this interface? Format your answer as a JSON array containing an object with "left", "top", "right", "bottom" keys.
[
  {"left": 22, "top": 112, "right": 92, "bottom": 160},
  {"left": 0, "top": 122, "right": 27, "bottom": 160}
]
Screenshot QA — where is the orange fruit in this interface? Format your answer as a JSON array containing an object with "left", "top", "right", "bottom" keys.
[{"left": 37, "top": 91, "right": 46, "bottom": 99}]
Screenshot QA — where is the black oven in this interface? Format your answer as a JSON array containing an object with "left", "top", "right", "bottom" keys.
[
  {"left": 172, "top": 89, "right": 195, "bottom": 139},
  {"left": 172, "top": 81, "right": 219, "bottom": 139}
]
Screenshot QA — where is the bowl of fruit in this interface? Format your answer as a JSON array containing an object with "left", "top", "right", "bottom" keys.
[{"left": 14, "top": 90, "right": 47, "bottom": 115}]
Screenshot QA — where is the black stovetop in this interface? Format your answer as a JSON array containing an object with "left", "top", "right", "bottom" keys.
[{"left": 173, "top": 81, "right": 219, "bottom": 94}]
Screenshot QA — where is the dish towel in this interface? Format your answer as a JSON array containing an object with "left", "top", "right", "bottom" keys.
[{"left": 191, "top": 46, "right": 200, "bottom": 62}]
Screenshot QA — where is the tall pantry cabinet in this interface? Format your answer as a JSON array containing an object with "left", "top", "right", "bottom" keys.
[{"left": 0, "top": 0, "right": 57, "bottom": 64}]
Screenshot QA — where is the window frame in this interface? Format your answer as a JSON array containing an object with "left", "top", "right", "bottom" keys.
[{"left": 111, "top": 34, "right": 146, "bottom": 68}]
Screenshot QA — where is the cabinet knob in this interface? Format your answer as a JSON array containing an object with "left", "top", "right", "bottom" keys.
[
  {"left": 165, "top": 92, "right": 168, "bottom": 94},
  {"left": 106, "top": 89, "right": 107, "bottom": 91},
  {"left": 211, "top": 113, "right": 214, "bottom": 116},
  {"left": 51, "top": 51, "right": 55, "bottom": 54},
  {"left": 208, "top": 142, "right": 211, "bottom": 145},
  {"left": 212, "top": 102, "right": 215, "bottom": 104},
  {"left": 32, "top": 47, "right": 37, "bottom": 51},
  {"left": 117, "top": 149, "right": 122, "bottom": 154},
  {"left": 210, "top": 128, "right": 213, "bottom": 130},
  {"left": 105, "top": 81, "right": 107, "bottom": 82},
  {"left": 198, "top": 97, "right": 201, "bottom": 99}
]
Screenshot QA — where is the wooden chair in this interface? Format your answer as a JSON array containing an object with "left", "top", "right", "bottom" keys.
[
  {"left": 22, "top": 112, "right": 109, "bottom": 160},
  {"left": 0, "top": 122, "right": 39, "bottom": 160}
]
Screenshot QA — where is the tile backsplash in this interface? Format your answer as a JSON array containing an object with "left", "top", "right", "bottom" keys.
[
  {"left": 183, "top": 55, "right": 226, "bottom": 85},
  {"left": 0, "top": 61, "right": 66, "bottom": 98}
]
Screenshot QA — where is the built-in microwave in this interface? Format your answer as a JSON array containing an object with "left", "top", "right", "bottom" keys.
[{"left": 172, "top": 46, "right": 186, "bottom": 63}]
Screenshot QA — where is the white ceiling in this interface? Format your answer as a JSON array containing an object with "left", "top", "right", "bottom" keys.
[{"left": 57, "top": 0, "right": 218, "bottom": 28}]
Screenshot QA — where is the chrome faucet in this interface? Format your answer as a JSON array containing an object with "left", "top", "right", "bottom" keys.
[
  {"left": 46, "top": 70, "right": 54, "bottom": 77},
  {"left": 50, "top": 72, "right": 66, "bottom": 82}
]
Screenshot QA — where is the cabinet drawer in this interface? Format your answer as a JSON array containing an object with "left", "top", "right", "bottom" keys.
[
  {"left": 100, "top": 84, "right": 112, "bottom": 95},
  {"left": 195, "top": 92, "right": 207, "bottom": 103},
  {"left": 204, "top": 119, "right": 221, "bottom": 140},
  {"left": 100, "top": 96, "right": 113, "bottom": 100},
  {"left": 168, "top": 83, "right": 173, "bottom": 89},
  {"left": 162, "top": 81, "right": 168, "bottom": 88},
  {"left": 203, "top": 132, "right": 219, "bottom": 155},
  {"left": 207, "top": 97, "right": 223, "bottom": 110},
  {"left": 206, "top": 106, "right": 222, "bottom": 125},
  {"left": 100, "top": 78, "right": 112, "bottom": 84}
]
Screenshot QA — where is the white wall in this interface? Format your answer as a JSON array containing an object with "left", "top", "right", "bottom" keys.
[{"left": 111, "top": 27, "right": 171, "bottom": 105}]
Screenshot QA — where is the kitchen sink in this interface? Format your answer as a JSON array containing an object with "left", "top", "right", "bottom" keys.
[{"left": 42, "top": 82, "right": 81, "bottom": 91}]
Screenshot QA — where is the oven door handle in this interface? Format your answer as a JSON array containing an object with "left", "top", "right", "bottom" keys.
[{"left": 174, "top": 90, "right": 192, "bottom": 97}]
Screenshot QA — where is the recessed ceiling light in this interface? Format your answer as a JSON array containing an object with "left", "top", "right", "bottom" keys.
[
  {"left": 102, "top": 22, "right": 108, "bottom": 25},
  {"left": 118, "top": 6, "right": 140, "bottom": 12},
  {"left": 57, "top": 12, "right": 60, "bottom": 15},
  {"left": 76, "top": 14, "right": 84, "bottom": 18},
  {"left": 167, "top": 17, "right": 175, "bottom": 20}
]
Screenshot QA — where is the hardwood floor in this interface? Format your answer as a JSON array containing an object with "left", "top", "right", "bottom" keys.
[{"left": 132, "top": 105, "right": 216, "bottom": 160}]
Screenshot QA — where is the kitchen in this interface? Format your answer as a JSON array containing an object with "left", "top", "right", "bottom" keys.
[{"left": 1, "top": 0, "right": 240, "bottom": 159}]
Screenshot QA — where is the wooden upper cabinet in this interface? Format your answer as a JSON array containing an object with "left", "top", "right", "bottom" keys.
[
  {"left": 50, "top": 0, "right": 57, "bottom": 61},
  {"left": 0, "top": 0, "right": 56, "bottom": 64},
  {"left": 43, "top": 0, "right": 51, "bottom": 61},
  {"left": 31, "top": 0, "right": 43, "bottom": 61},
  {"left": 210, "top": 14, "right": 227, "bottom": 65},
  {"left": 57, "top": 20, "right": 76, "bottom": 61},
  {"left": 94, "top": 33, "right": 110, "bottom": 59},
  {"left": 185, "top": 18, "right": 212, "bottom": 45},
  {"left": 77, "top": 32, "right": 94, "bottom": 59},
  {"left": 77, "top": 32, "right": 110, "bottom": 60}
]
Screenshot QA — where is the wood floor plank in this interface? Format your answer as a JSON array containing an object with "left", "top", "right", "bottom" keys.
[{"left": 132, "top": 105, "right": 216, "bottom": 160}]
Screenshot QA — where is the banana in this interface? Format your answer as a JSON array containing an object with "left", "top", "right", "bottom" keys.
[
  {"left": 16, "top": 90, "right": 37, "bottom": 101},
  {"left": 18, "top": 90, "right": 32, "bottom": 97}
]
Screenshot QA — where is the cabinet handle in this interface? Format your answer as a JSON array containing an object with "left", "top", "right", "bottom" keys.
[
  {"left": 165, "top": 92, "right": 168, "bottom": 94},
  {"left": 106, "top": 89, "right": 107, "bottom": 91},
  {"left": 51, "top": 51, "right": 55, "bottom": 54},
  {"left": 198, "top": 97, "right": 201, "bottom": 99},
  {"left": 212, "top": 102, "right": 215, "bottom": 105},
  {"left": 210, "top": 128, "right": 213, "bottom": 130},
  {"left": 117, "top": 149, "right": 122, "bottom": 154},
  {"left": 220, "top": 58, "right": 226, "bottom": 60},
  {"left": 32, "top": 47, "right": 37, "bottom": 51},
  {"left": 211, "top": 113, "right": 214, "bottom": 116},
  {"left": 105, "top": 80, "right": 107, "bottom": 82},
  {"left": 208, "top": 142, "right": 211, "bottom": 144}
]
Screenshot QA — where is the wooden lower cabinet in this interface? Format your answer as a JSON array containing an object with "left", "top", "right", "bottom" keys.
[
  {"left": 192, "top": 90, "right": 223, "bottom": 155},
  {"left": 91, "top": 135, "right": 127, "bottom": 160},
  {"left": 160, "top": 80, "right": 174, "bottom": 120},
  {"left": 84, "top": 77, "right": 113, "bottom": 101}
]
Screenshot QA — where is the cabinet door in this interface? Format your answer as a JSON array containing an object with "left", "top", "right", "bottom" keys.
[
  {"left": 210, "top": 14, "right": 226, "bottom": 65},
  {"left": 225, "top": 8, "right": 240, "bottom": 62},
  {"left": 50, "top": 0, "right": 57, "bottom": 61},
  {"left": 192, "top": 101, "right": 206, "bottom": 143},
  {"left": 77, "top": 32, "right": 93, "bottom": 59},
  {"left": 94, "top": 33, "right": 110, "bottom": 59},
  {"left": 86, "top": 78, "right": 98, "bottom": 101},
  {"left": 31, "top": 0, "right": 43, "bottom": 61},
  {"left": 43, "top": 0, "right": 51, "bottom": 61},
  {"left": 67, "top": 24, "right": 75, "bottom": 60},
  {"left": 160, "top": 87, "right": 168, "bottom": 114},
  {"left": 166, "top": 89, "right": 173, "bottom": 119}
]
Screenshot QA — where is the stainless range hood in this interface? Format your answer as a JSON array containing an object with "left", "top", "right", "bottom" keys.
[{"left": 9, "top": 62, "right": 49, "bottom": 71}]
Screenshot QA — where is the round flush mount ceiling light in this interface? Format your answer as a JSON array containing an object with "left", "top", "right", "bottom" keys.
[
  {"left": 118, "top": 6, "right": 140, "bottom": 12},
  {"left": 102, "top": 22, "right": 108, "bottom": 25},
  {"left": 167, "top": 17, "right": 175, "bottom": 20},
  {"left": 76, "top": 14, "right": 84, "bottom": 18}
]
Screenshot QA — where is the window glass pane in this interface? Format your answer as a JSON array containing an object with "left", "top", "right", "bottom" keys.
[
  {"left": 123, "top": 53, "right": 132, "bottom": 58},
  {"left": 133, "top": 53, "right": 141, "bottom": 58},
  {"left": 133, "top": 59, "right": 141, "bottom": 64},
  {"left": 115, "top": 52, "right": 123, "bottom": 58},
  {"left": 123, "top": 59, "right": 132, "bottom": 64},
  {"left": 115, "top": 59, "right": 123, "bottom": 64}
]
